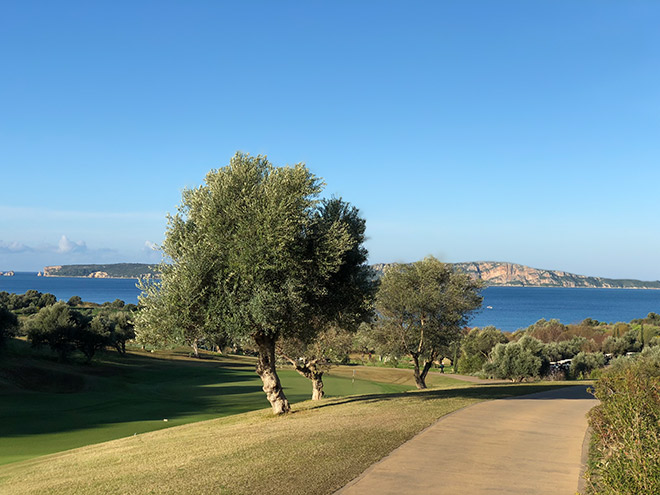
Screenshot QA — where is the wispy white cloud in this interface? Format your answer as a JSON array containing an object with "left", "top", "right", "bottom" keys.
[
  {"left": 1, "top": 236, "right": 90, "bottom": 255},
  {"left": 0, "top": 241, "right": 32, "bottom": 253}
]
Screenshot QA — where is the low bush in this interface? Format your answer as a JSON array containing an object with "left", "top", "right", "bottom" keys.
[
  {"left": 483, "top": 336, "right": 543, "bottom": 381},
  {"left": 570, "top": 351, "right": 605, "bottom": 379},
  {"left": 585, "top": 347, "right": 660, "bottom": 494}
]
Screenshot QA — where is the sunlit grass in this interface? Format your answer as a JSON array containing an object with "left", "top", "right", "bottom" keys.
[
  {"left": 0, "top": 344, "right": 412, "bottom": 465},
  {"left": 0, "top": 382, "right": 568, "bottom": 495}
]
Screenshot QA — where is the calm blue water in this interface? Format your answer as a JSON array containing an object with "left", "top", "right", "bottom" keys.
[
  {"left": 1, "top": 273, "right": 659, "bottom": 331},
  {"left": 0, "top": 272, "right": 143, "bottom": 305},
  {"left": 470, "top": 286, "right": 660, "bottom": 331}
]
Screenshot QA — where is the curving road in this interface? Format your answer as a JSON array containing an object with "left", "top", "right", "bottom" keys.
[{"left": 337, "top": 386, "right": 597, "bottom": 495}]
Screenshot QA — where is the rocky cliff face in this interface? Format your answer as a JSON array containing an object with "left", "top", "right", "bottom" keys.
[
  {"left": 88, "top": 271, "right": 110, "bottom": 278},
  {"left": 43, "top": 266, "right": 63, "bottom": 277},
  {"left": 371, "top": 261, "right": 660, "bottom": 289},
  {"left": 455, "top": 262, "right": 606, "bottom": 288}
]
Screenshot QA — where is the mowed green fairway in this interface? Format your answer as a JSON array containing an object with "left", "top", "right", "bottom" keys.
[{"left": 0, "top": 345, "right": 415, "bottom": 465}]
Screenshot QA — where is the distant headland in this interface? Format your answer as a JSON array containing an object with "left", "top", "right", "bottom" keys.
[
  {"left": 372, "top": 261, "right": 660, "bottom": 289},
  {"left": 39, "top": 261, "right": 660, "bottom": 288},
  {"left": 41, "top": 264, "right": 158, "bottom": 279}
]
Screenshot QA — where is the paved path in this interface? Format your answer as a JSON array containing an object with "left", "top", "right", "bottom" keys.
[{"left": 338, "top": 386, "right": 597, "bottom": 495}]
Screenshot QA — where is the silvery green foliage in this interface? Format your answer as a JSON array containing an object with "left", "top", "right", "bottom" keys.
[{"left": 136, "top": 152, "right": 357, "bottom": 346}]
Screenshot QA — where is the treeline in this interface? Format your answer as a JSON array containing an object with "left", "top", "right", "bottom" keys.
[
  {"left": 0, "top": 290, "right": 57, "bottom": 313},
  {"left": 0, "top": 291, "right": 136, "bottom": 361}
]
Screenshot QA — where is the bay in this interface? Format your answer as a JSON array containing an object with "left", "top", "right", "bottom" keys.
[
  {"left": 2, "top": 273, "right": 659, "bottom": 332},
  {"left": 0, "top": 272, "right": 143, "bottom": 305},
  {"left": 471, "top": 286, "right": 660, "bottom": 331}
]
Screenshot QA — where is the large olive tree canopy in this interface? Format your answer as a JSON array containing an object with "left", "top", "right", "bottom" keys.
[{"left": 137, "top": 152, "right": 355, "bottom": 414}]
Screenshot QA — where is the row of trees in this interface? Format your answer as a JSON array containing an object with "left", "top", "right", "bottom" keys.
[
  {"left": 0, "top": 290, "right": 57, "bottom": 313},
  {"left": 0, "top": 300, "right": 136, "bottom": 361},
  {"left": 135, "top": 153, "right": 483, "bottom": 414}
]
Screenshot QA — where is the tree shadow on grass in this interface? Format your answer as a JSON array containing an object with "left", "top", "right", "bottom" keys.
[{"left": 0, "top": 350, "right": 266, "bottom": 439}]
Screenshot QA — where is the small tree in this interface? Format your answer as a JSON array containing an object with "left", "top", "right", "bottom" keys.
[
  {"left": 484, "top": 336, "right": 543, "bottom": 382},
  {"left": 459, "top": 326, "right": 508, "bottom": 374},
  {"left": 67, "top": 295, "right": 83, "bottom": 307},
  {"left": 77, "top": 313, "right": 111, "bottom": 362},
  {"left": 375, "top": 256, "right": 483, "bottom": 389},
  {"left": 109, "top": 311, "right": 135, "bottom": 355},
  {"left": 570, "top": 351, "right": 605, "bottom": 379},
  {"left": 26, "top": 302, "right": 87, "bottom": 361}
]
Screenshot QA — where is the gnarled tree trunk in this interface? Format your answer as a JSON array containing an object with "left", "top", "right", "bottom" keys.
[
  {"left": 410, "top": 351, "right": 437, "bottom": 389},
  {"left": 254, "top": 332, "right": 290, "bottom": 414},
  {"left": 279, "top": 352, "right": 326, "bottom": 400},
  {"left": 411, "top": 353, "right": 426, "bottom": 389},
  {"left": 311, "top": 371, "right": 324, "bottom": 400}
]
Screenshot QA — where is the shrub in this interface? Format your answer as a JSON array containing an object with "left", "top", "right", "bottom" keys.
[
  {"left": 67, "top": 295, "right": 83, "bottom": 306},
  {"left": 569, "top": 351, "right": 605, "bottom": 379},
  {"left": 459, "top": 326, "right": 508, "bottom": 374},
  {"left": 586, "top": 347, "right": 660, "bottom": 494},
  {"left": 484, "top": 337, "right": 542, "bottom": 382}
]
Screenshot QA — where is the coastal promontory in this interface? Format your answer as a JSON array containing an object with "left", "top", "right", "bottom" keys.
[
  {"left": 372, "top": 261, "right": 660, "bottom": 289},
  {"left": 42, "top": 263, "right": 158, "bottom": 279}
]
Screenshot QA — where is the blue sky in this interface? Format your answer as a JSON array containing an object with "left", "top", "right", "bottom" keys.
[{"left": 1, "top": 1, "right": 659, "bottom": 279}]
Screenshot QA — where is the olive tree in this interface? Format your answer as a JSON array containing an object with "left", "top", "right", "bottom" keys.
[
  {"left": 276, "top": 198, "right": 377, "bottom": 400},
  {"left": 26, "top": 301, "right": 88, "bottom": 361},
  {"left": 375, "top": 256, "right": 483, "bottom": 389},
  {"left": 136, "top": 153, "right": 355, "bottom": 414}
]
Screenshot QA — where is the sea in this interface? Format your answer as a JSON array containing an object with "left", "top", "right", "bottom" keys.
[{"left": 2, "top": 272, "right": 660, "bottom": 332}]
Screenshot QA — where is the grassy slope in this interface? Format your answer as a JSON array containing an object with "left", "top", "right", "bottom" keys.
[
  {"left": 0, "top": 344, "right": 414, "bottom": 465},
  {"left": 0, "top": 382, "right": 570, "bottom": 495}
]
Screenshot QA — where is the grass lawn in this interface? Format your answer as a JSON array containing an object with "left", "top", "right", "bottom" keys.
[
  {"left": 0, "top": 342, "right": 415, "bottom": 466},
  {"left": 0, "top": 381, "right": 571, "bottom": 495}
]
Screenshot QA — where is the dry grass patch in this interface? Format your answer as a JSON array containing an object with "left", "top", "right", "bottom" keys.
[
  {"left": 327, "top": 364, "right": 465, "bottom": 388},
  {"left": 0, "top": 382, "right": 570, "bottom": 495}
]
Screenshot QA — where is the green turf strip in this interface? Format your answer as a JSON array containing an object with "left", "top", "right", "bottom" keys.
[{"left": 0, "top": 348, "right": 411, "bottom": 465}]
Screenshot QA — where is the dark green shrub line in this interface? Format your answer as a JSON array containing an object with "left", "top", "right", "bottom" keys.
[{"left": 24, "top": 301, "right": 136, "bottom": 362}]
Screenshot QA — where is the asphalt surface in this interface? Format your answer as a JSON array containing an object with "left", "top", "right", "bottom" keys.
[{"left": 337, "top": 385, "right": 597, "bottom": 495}]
